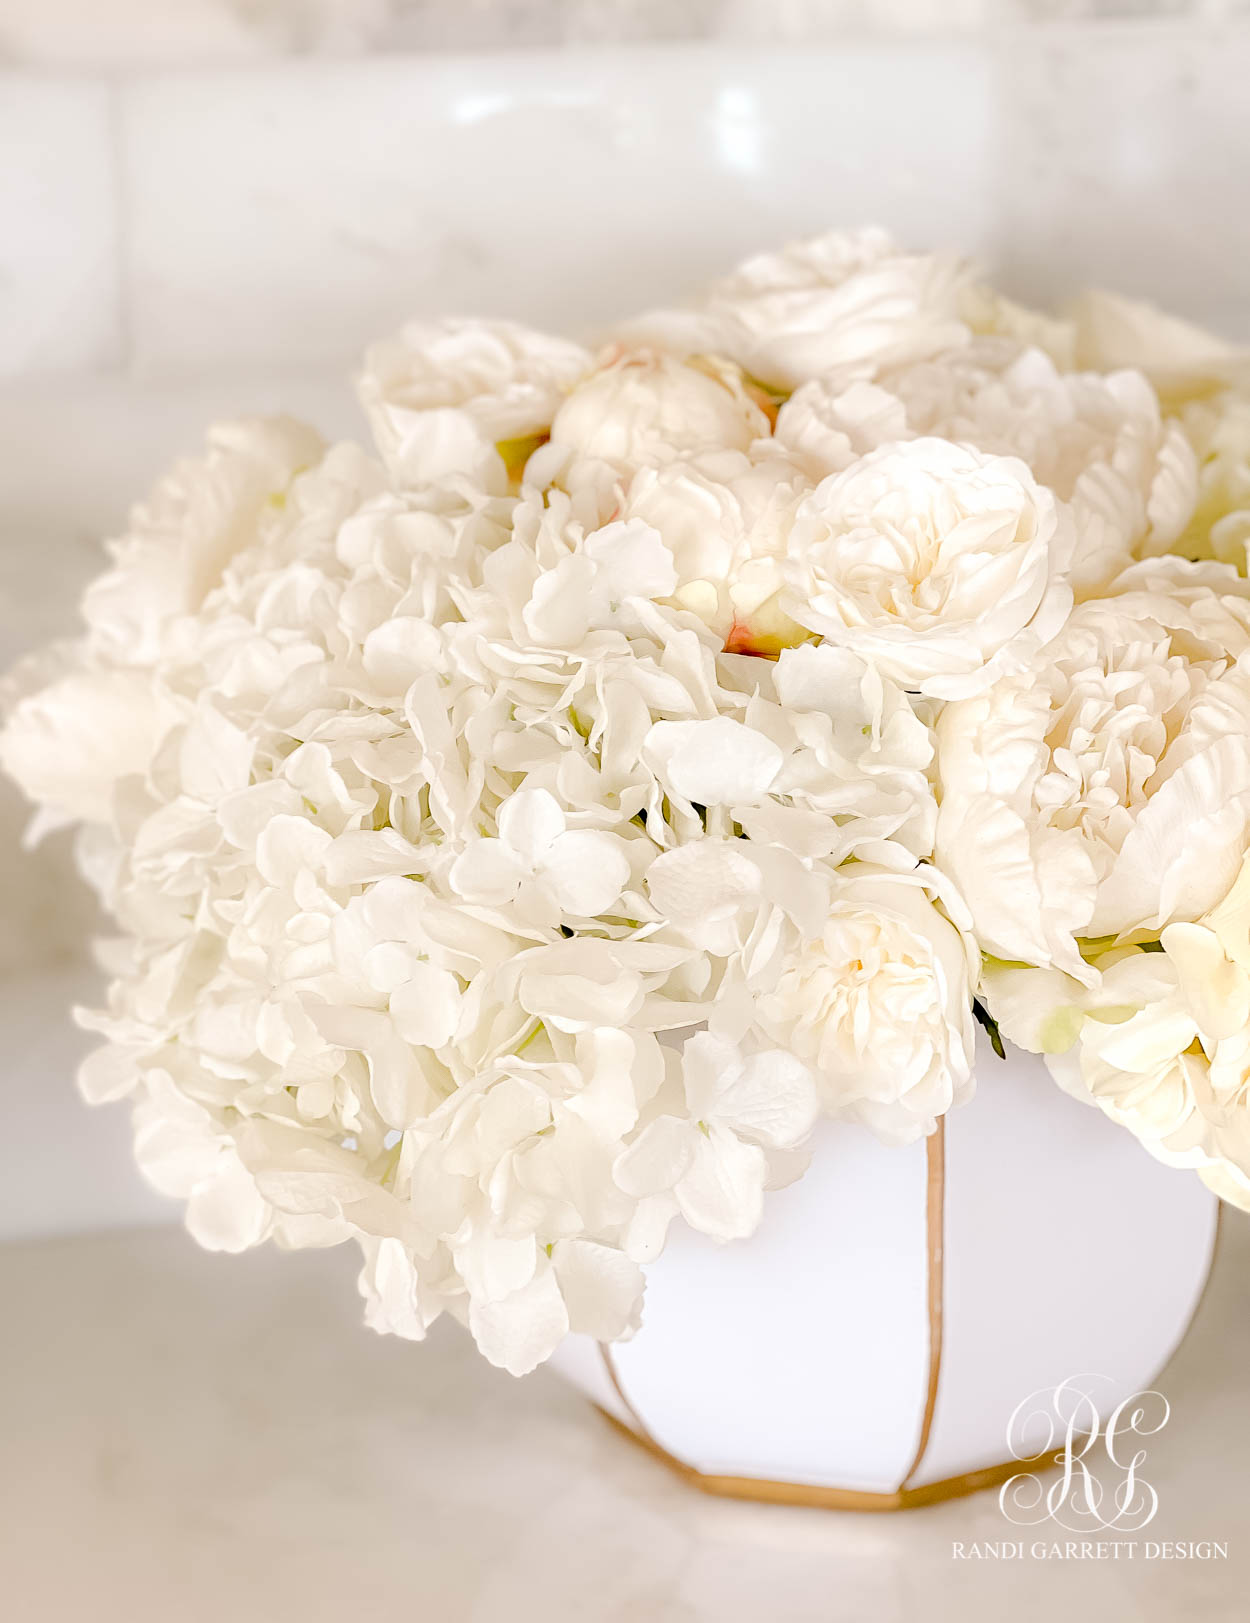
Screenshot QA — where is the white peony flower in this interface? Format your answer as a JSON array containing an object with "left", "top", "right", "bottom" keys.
[
  {"left": 1171, "top": 389, "right": 1250, "bottom": 572},
  {"left": 984, "top": 922, "right": 1250, "bottom": 1214},
  {"left": 358, "top": 317, "right": 591, "bottom": 486},
  {"left": 771, "top": 378, "right": 909, "bottom": 482},
  {"left": 1069, "top": 287, "right": 1250, "bottom": 405},
  {"left": 548, "top": 347, "right": 770, "bottom": 474},
  {"left": 0, "top": 669, "right": 181, "bottom": 831},
  {"left": 81, "top": 416, "right": 325, "bottom": 667},
  {"left": 783, "top": 437, "right": 1075, "bottom": 700},
  {"left": 937, "top": 564, "right": 1250, "bottom": 973},
  {"left": 619, "top": 453, "right": 808, "bottom": 652},
  {"left": 888, "top": 346, "right": 1198, "bottom": 594}
]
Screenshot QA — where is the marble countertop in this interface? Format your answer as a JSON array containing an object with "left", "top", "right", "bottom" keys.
[{"left": 2, "top": 1217, "right": 1247, "bottom": 1622}]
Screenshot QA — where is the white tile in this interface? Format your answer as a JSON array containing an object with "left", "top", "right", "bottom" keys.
[
  {"left": 996, "top": 23, "right": 1250, "bottom": 336},
  {"left": 0, "top": 77, "right": 122, "bottom": 375},
  {"left": 121, "top": 45, "right": 1000, "bottom": 376}
]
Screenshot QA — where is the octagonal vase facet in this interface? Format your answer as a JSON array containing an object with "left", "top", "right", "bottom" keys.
[{"left": 547, "top": 1031, "right": 1218, "bottom": 1510}]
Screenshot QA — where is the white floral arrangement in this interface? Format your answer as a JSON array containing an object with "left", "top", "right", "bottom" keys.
[{"left": 5, "top": 228, "right": 1250, "bottom": 1376}]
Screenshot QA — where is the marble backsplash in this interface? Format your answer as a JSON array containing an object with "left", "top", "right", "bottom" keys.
[{"left": 5, "top": 22, "right": 1250, "bottom": 387}]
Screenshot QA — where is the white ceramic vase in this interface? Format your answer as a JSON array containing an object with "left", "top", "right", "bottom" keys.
[{"left": 547, "top": 1030, "right": 1218, "bottom": 1510}]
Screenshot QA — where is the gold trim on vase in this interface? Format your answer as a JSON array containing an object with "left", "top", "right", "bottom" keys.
[
  {"left": 595, "top": 1123, "right": 1221, "bottom": 1514},
  {"left": 900, "top": 1120, "right": 946, "bottom": 1489},
  {"left": 594, "top": 1406, "right": 1077, "bottom": 1513}
]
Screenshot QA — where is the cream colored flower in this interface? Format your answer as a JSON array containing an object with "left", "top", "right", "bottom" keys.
[
  {"left": 548, "top": 347, "right": 769, "bottom": 473},
  {"left": 771, "top": 378, "right": 908, "bottom": 481},
  {"left": 1171, "top": 390, "right": 1250, "bottom": 572},
  {"left": 81, "top": 416, "right": 325, "bottom": 667},
  {"left": 358, "top": 317, "right": 591, "bottom": 486},
  {"left": 696, "top": 226, "right": 974, "bottom": 392},
  {"left": 620, "top": 453, "right": 808, "bottom": 652},
  {"left": 986, "top": 928, "right": 1250, "bottom": 1214},
  {"left": 937, "top": 568, "right": 1250, "bottom": 974},
  {"left": 889, "top": 345, "right": 1198, "bottom": 594},
  {"left": 754, "top": 864, "right": 977, "bottom": 1143},
  {"left": 784, "top": 437, "right": 1075, "bottom": 699},
  {"left": 0, "top": 668, "right": 181, "bottom": 830},
  {"left": 1070, "top": 287, "right": 1250, "bottom": 406}
]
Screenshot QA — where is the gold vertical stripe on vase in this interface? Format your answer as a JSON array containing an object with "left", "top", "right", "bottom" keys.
[{"left": 899, "top": 1119, "right": 947, "bottom": 1491}]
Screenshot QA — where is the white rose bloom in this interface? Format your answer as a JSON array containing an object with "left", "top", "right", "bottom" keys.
[
  {"left": 784, "top": 437, "right": 1075, "bottom": 700},
  {"left": 695, "top": 226, "right": 974, "bottom": 392},
  {"left": 358, "top": 317, "right": 591, "bottom": 487},
  {"left": 548, "top": 348, "right": 770, "bottom": 474},
  {"left": 937, "top": 570, "right": 1250, "bottom": 972},
  {"left": 754, "top": 864, "right": 977, "bottom": 1144}
]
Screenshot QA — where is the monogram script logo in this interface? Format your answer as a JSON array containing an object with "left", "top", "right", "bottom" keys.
[{"left": 998, "top": 1375, "right": 1170, "bottom": 1533}]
